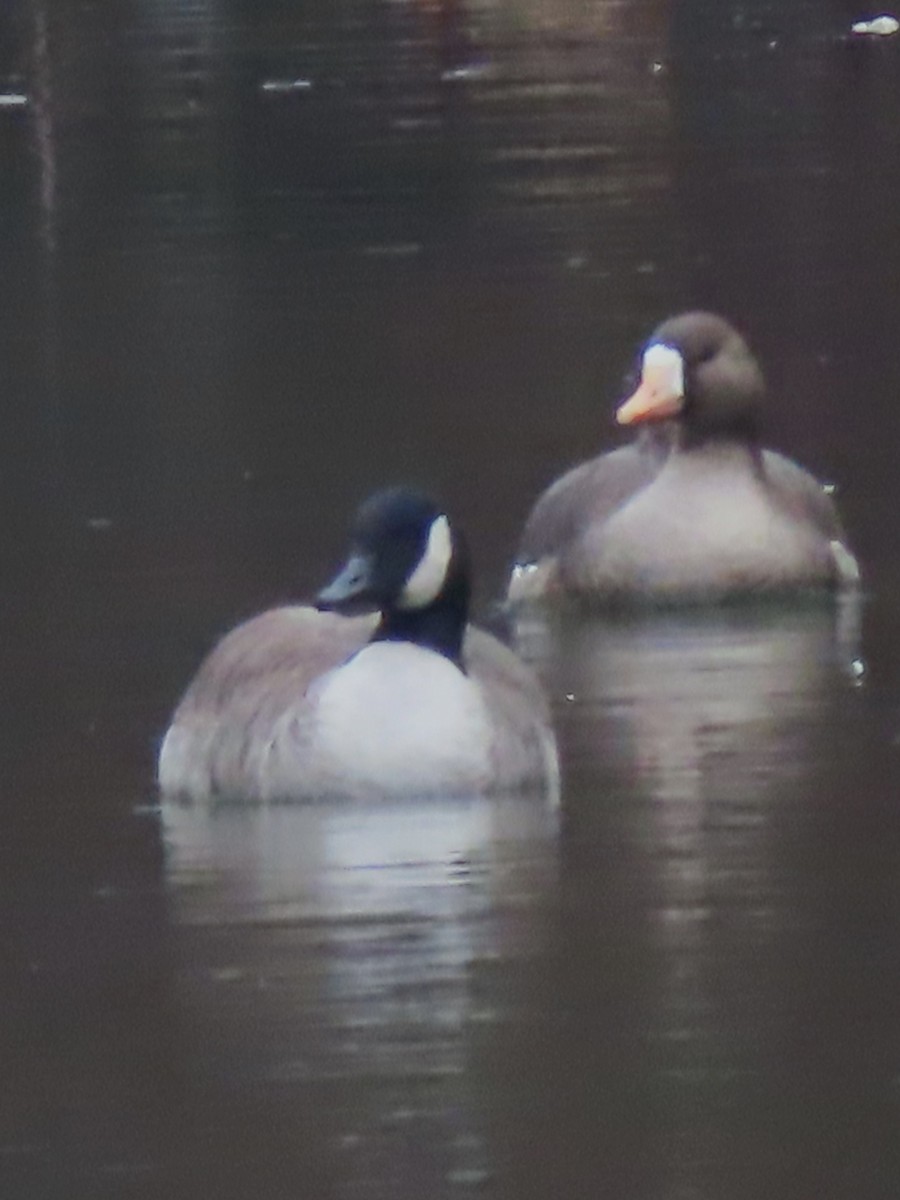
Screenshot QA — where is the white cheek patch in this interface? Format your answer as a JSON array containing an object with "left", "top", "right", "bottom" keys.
[
  {"left": 399, "top": 514, "right": 453, "bottom": 609},
  {"left": 642, "top": 343, "right": 685, "bottom": 401}
]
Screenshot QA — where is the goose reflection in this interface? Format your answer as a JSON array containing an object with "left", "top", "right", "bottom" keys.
[
  {"left": 517, "top": 600, "right": 862, "bottom": 907},
  {"left": 517, "top": 597, "right": 862, "bottom": 778},
  {"left": 516, "top": 597, "right": 863, "bottom": 1192},
  {"left": 161, "top": 791, "right": 557, "bottom": 1194},
  {"left": 162, "top": 791, "right": 557, "bottom": 926}
]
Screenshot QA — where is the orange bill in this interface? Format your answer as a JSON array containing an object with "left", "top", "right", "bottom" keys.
[{"left": 616, "top": 344, "right": 685, "bottom": 426}]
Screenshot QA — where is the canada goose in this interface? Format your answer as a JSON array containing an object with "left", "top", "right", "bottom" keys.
[
  {"left": 508, "top": 311, "right": 859, "bottom": 605},
  {"left": 159, "top": 487, "right": 558, "bottom": 800}
]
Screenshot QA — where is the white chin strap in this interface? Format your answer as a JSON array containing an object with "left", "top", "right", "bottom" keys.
[{"left": 399, "top": 515, "right": 453, "bottom": 609}]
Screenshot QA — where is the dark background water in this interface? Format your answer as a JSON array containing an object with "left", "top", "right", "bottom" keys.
[{"left": 2, "top": 2, "right": 900, "bottom": 1198}]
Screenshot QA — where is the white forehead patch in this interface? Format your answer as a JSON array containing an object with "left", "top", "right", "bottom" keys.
[
  {"left": 399, "top": 514, "right": 453, "bottom": 609},
  {"left": 642, "top": 343, "right": 685, "bottom": 400}
]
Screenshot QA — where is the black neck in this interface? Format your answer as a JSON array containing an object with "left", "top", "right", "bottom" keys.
[{"left": 372, "top": 566, "right": 469, "bottom": 668}]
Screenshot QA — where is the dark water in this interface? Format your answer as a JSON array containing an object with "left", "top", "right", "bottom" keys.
[{"left": 3, "top": 2, "right": 900, "bottom": 1197}]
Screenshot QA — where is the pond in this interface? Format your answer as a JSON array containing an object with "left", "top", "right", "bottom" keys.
[{"left": 2, "top": 3, "right": 900, "bottom": 1197}]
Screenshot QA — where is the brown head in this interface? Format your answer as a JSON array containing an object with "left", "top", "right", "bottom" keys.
[{"left": 617, "top": 312, "right": 766, "bottom": 444}]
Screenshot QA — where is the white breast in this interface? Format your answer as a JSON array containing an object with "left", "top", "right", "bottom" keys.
[{"left": 309, "top": 642, "right": 493, "bottom": 797}]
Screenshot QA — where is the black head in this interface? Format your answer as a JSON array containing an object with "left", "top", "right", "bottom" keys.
[
  {"left": 316, "top": 486, "right": 469, "bottom": 664},
  {"left": 618, "top": 311, "right": 765, "bottom": 443}
]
